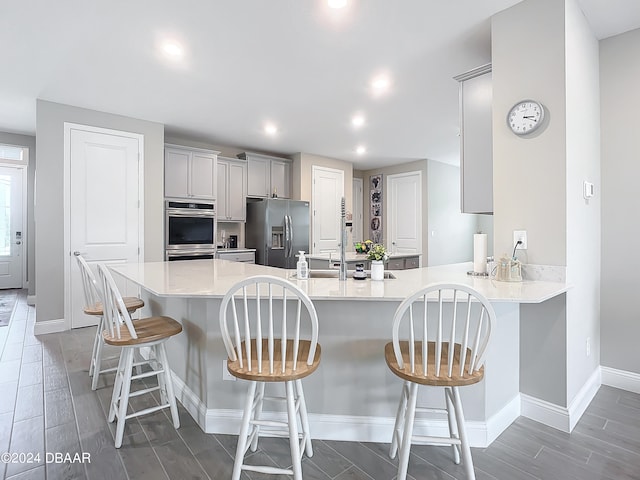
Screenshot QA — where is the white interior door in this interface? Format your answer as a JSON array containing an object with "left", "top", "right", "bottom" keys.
[
  {"left": 0, "top": 166, "right": 23, "bottom": 289},
  {"left": 66, "top": 125, "right": 142, "bottom": 329},
  {"left": 352, "top": 177, "right": 363, "bottom": 244},
  {"left": 311, "top": 166, "right": 344, "bottom": 254},
  {"left": 388, "top": 171, "right": 422, "bottom": 254}
]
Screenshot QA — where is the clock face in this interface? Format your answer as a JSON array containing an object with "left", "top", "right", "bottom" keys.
[{"left": 508, "top": 100, "right": 544, "bottom": 135}]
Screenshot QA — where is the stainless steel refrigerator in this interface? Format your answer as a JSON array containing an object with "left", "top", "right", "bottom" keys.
[{"left": 246, "top": 199, "right": 310, "bottom": 268}]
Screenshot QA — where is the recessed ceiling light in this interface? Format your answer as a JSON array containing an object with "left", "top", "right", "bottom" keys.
[
  {"left": 356, "top": 145, "right": 366, "bottom": 155},
  {"left": 371, "top": 74, "right": 391, "bottom": 94},
  {"left": 328, "top": 0, "right": 347, "bottom": 8},
  {"left": 264, "top": 123, "right": 278, "bottom": 135},
  {"left": 162, "top": 41, "right": 183, "bottom": 59},
  {"left": 351, "top": 114, "right": 365, "bottom": 128}
]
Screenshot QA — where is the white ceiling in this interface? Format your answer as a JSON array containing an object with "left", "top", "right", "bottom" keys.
[{"left": 2, "top": 0, "right": 640, "bottom": 169}]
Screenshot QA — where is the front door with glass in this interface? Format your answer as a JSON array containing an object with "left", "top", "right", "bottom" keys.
[{"left": 0, "top": 166, "right": 23, "bottom": 289}]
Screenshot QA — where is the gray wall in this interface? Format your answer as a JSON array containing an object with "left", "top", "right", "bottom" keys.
[
  {"left": 564, "top": 0, "right": 601, "bottom": 403},
  {"left": 427, "top": 160, "right": 488, "bottom": 266},
  {"left": 600, "top": 28, "right": 640, "bottom": 374},
  {"left": 35, "top": 100, "right": 164, "bottom": 323},
  {"left": 0, "top": 132, "right": 36, "bottom": 296},
  {"left": 492, "top": 0, "right": 601, "bottom": 406}
]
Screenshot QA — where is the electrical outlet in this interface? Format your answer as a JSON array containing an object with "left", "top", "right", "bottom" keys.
[
  {"left": 222, "top": 360, "right": 236, "bottom": 381},
  {"left": 586, "top": 337, "right": 591, "bottom": 356},
  {"left": 513, "top": 230, "right": 527, "bottom": 250}
]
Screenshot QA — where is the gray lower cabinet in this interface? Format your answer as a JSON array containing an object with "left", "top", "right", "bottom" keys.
[
  {"left": 386, "top": 256, "right": 420, "bottom": 270},
  {"left": 217, "top": 251, "right": 255, "bottom": 263}
]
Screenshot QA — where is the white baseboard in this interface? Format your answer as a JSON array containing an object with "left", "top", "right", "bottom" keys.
[
  {"left": 27, "top": 295, "right": 36, "bottom": 306},
  {"left": 33, "top": 318, "right": 66, "bottom": 335},
  {"left": 170, "top": 372, "right": 517, "bottom": 448},
  {"left": 568, "top": 368, "right": 601, "bottom": 431},
  {"left": 601, "top": 366, "right": 640, "bottom": 394},
  {"left": 521, "top": 368, "right": 601, "bottom": 432}
]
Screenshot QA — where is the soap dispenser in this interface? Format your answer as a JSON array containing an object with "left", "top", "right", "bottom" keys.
[{"left": 296, "top": 251, "right": 308, "bottom": 279}]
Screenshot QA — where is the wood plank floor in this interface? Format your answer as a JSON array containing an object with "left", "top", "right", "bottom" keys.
[{"left": 1, "top": 290, "right": 639, "bottom": 480}]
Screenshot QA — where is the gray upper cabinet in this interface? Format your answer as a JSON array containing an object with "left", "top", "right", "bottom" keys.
[
  {"left": 455, "top": 64, "right": 493, "bottom": 214},
  {"left": 217, "top": 156, "right": 247, "bottom": 221},
  {"left": 165, "top": 144, "right": 219, "bottom": 200},
  {"left": 239, "top": 152, "right": 291, "bottom": 199}
]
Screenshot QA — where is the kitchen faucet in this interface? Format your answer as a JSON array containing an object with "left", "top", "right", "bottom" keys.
[{"left": 339, "top": 197, "right": 347, "bottom": 281}]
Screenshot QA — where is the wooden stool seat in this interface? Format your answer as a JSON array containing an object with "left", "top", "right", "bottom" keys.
[
  {"left": 228, "top": 340, "right": 321, "bottom": 382},
  {"left": 103, "top": 316, "right": 182, "bottom": 346},
  {"left": 83, "top": 296, "right": 145, "bottom": 316},
  {"left": 384, "top": 341, "right": 484, "bottom": 387}
]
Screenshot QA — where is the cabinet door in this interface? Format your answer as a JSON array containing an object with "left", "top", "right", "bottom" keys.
[
  {"left": 460, "top": 70, "right": 492, "bottom": 214},
  {"left": 227, "top": 161, "right": 246, "bottom": 221},
  {"left": 217, "top": 160, "right": 228, "bottom": 219},
  {"left": 165, "top": 148, "right": 190, "bottom": 198},
  {"left": 190, "top": 152, "right": 216, "bottom": 200},
  {"left": 247, "top": 157, "right": 270, "bottom": 198},
  {"left": 271, "top": 160, "right": 291, "bottom": 199}
]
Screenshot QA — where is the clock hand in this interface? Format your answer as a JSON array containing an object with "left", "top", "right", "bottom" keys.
[{"left": 523, "top": 116, "right": 537, "bottom": 120}]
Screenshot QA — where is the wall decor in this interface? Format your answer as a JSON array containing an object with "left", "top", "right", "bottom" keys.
[{"left": 369, "top": 174, "right": 383, "bottom": 243}]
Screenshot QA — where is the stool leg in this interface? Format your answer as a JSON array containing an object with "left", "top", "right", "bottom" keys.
[
  {"left": 452, "top": 386, "right": 475, "bottom": 480},
  {"left": 91, "top": 321, "right": 106, "bottom": 390},
  {"left": 445, "top": 387, "right": 461, "bottom": 464},
  {"left": 250, "top": 382, "right": 265, "bottom": 452},
  {"left": 108, "top": 349, "right": 126, "bottom": 423},
  {"left": 89, "top": 317, "right": 102, "bottom": 377},
  {"left": 114, "top": 348, "right": 134, "bottom": 448},
  {"left": 157, "top": 343, "right": 180, "bottom": 429},
  {"left": 155, "top": 345, "right": 168, "bottom": 404},
  {"left": 295, "top": 379, "right": 313, "bottom": 457},
  {"left": 390, "top": 381, "right": 409, "bottom": 459},
  {"left": 285, "top": 380, "right": 303, "bottom": 480},
  {"left": 233, "top": 381, "right": 257, "bottom": 480},
  {"left": 396, "top": 382, "right": 418, "bottom": 480}
]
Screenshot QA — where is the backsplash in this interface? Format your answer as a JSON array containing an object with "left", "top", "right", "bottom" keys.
[{"left": 521, "top": 264, "right": 566, "bottom": 282}]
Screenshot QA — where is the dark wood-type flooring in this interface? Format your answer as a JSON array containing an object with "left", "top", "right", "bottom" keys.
[{"left": 1, "top": 290, "right": 639, "bottom": 479}]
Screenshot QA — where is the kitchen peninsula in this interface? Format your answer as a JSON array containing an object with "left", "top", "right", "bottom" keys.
[{"left": 111, "top": 259, "right": 569, "bottom": 447}]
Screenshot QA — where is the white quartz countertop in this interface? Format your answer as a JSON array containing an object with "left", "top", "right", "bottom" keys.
[
  {"left": 305, "top": 252, "right": 421, "bottom": 261},
  {"left": 111, "top": 260, "right": 569, "bottom": 304}
]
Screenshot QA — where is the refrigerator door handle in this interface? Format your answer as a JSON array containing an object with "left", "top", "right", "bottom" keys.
[
  {"left": 284, "top": 215, "right": 291, "bottom": 258},
  {"left": 288, "top": 215, "right": 294, "bottom": 257}
]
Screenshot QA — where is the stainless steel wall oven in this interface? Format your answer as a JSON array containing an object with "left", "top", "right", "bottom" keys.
[{"left": 165, "top": 201, "right": 216, "bottom": 261}]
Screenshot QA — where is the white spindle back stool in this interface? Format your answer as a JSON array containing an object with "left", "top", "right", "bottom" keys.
[
  {"left": 385, "top": 283, "right": 496, "bottom": 480},
  {"left": 98, "top": 263, "right": 183, "bottom": 448},
  {"left": 219, "top": 275, "right": 321, "bottom": 480},
  {"left": 75, "top": 254, "right": 144, "bottom": 390}
]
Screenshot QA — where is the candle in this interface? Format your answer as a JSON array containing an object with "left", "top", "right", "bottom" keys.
[{"left": 473, "top": 233, "right": 488, "bottom": 274}]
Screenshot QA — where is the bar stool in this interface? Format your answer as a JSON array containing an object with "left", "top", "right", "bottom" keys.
[
  {"left": 219, "top": 275, "right": 321, "bottom": 480},
  {"left": 385, "top": 283, "right": 496, "bottom": 480},
  {"left": 75, "top": 254, "right": 144, "bottom": 390},
  {"left": 97, "top": 263, "right": 183, "bottom": 448}
]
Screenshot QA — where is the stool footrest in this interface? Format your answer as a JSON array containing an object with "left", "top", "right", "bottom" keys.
[
  {"left": 132, "top": 368, "right": 164, "bottom": 381},
  {"left": 124, "top": 402, "right": 170, "bottom": 420},
  {"left": 128, "top": 385, "right": 161, "bottom": 399},
  {"left": 415, "top": 407, "right": 448, "bottom": 415},
  {"left": 411, "top": 434, "right": 462, "bottom": 446},
  {"left": 242, "top": 465, "right": 294, "bottom": 476}
]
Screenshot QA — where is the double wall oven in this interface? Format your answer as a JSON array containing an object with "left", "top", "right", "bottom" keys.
[{"left": 165, "top": 201, "right": 217, "bottom": 261}]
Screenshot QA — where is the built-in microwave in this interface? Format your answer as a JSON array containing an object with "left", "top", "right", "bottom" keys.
[{"left": 165, "top": 201, "right": 216, "bottom": 260}]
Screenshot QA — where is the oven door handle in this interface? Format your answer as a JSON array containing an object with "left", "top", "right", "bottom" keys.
[{"left": 166, "top": 210, "right": 216, "bottom": 218}]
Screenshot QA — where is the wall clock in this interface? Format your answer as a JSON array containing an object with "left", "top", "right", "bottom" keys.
[{"left": 507, "top": 100, "right": 545, "bottom": 135}]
